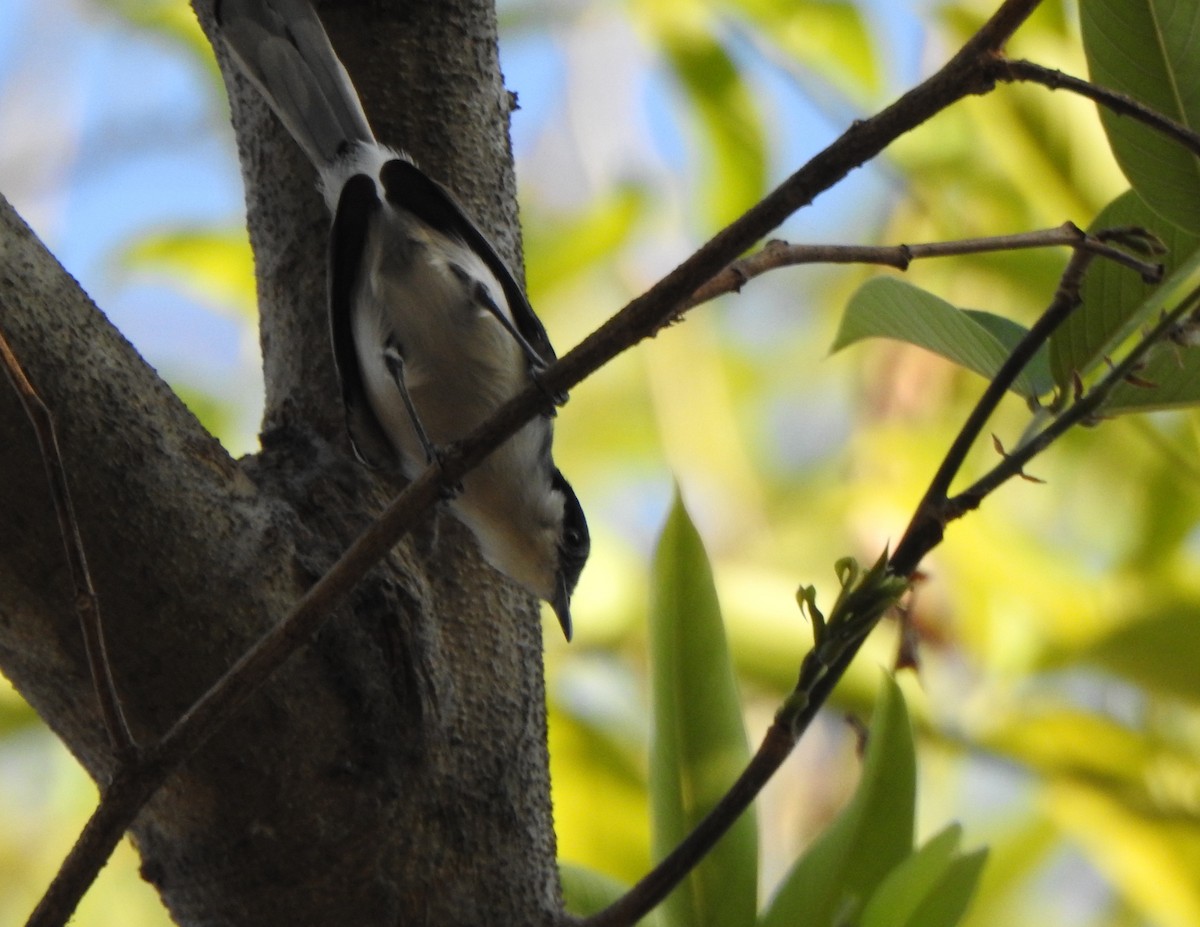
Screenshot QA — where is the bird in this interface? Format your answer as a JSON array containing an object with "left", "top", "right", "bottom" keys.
[{"left": 215, "top": 0, "right": 588, "bottom": 639}]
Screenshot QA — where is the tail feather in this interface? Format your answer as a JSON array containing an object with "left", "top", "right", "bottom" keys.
[{"left": 216, "top": 0, "right": 374, "bottom": 167}]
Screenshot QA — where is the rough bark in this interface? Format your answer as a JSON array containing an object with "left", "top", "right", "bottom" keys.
[{"left": 0, "top": 0, "right": 558, "bottom": 924}]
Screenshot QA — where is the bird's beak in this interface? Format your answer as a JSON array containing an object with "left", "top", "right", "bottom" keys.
[{"left": 552, "top": 579, "right": 573, "bottom": 642}]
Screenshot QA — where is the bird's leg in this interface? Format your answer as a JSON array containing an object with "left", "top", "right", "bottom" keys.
[{"left": 383, "top": 339, "right": 462, "bottom": 499}]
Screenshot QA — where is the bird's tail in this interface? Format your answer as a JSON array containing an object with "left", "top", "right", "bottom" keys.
[{"left": 215, "top": 0, "right": 374, "bottom": 168}]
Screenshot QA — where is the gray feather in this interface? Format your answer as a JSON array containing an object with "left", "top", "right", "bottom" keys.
[{"left": 216, "top": 0, "right": 373, "bottom": 166}]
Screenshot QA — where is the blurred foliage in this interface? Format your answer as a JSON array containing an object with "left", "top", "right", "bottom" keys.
[
  {"left": 119, "top": 228, "right": 257, "bottom": 320},
  {"left": 1, "top": 0, "right": 1199, "bottom": 926}
]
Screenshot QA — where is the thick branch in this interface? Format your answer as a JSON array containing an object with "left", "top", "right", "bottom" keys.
[{"left": 18, "top": 1, "right": 561, "bottom": 926}]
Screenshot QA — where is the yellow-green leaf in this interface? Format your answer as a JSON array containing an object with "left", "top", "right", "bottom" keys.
[
  {"left": 834, "top": 277, "right": 1052, "bottom": 399},
  {"left": 760, "top": 675, "right": 916, "bottom": 927},
  {"left": 1081, "top": 0, "right": 1200, "bottom": 233},
  {"left": 649, "top": 490, "right": 756, "bottom": 927}
]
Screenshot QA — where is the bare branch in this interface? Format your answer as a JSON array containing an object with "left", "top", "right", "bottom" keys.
[
  {"left": 997, "top": 58, "right": 1200, "bottom": 158},
  {"left": 682, "top": 222, "right": 1162, "bottom": 311},
  {"left": 0, "top": 315, "right": 135, "bottom": 761},
  {"left": 954, "top": 283, "right": 1200, "bottom": 510},
  {"left": 581, "top": 557, "right": 908, "bottom": 927},
  {"left": 578, "top": 224, "right": 1170, "bottom": 927}
]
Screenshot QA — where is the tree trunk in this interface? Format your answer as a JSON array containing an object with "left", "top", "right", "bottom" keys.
[{"left": 0, "top": 1, "right": 559, "bottom": 924}]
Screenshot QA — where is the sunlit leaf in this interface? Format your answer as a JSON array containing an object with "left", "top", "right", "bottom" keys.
[
  {"left": 95, "top": 0, "right": 219, "bottom": 79},
  {"left": 957, "top": 817, "right": 1057, "bottom": 927},
  {"left": 0, "top": 680, "right": 38, "bottom": 737},
  {"left": 903, "top": 850, "right": 988, "bottom": 927},
  {"left": 171, "top": 385, "right": 242, "bottom": 449},
  {"left": 525, "top": 185, "right": 648, "bottom": 299},
  {"left": 1074, "top": 603, "right": 1200, "bottom": 704},
  {"left": 550, "top": 707, "right": 651, "bottom": 884},
  {"left": 833, "top": 277, "right": 1052, "bottom": 399},
  {"left": 1046, "top": 780, "right": 1200, "bottom": 927},
  {"left": 649, "top": 491, "right": 756, "bottom": 927},
  {"left": 983, "top": 708, "right": 1159, "bottom": 790},
  {"left": 119, "top": 228, "right": 257, "bottom": 319},
  {"left": 1050, "top": 189, "right": 1200, "bottom": 388},
  {"left": 722, "top": 0, "right": 879, "bottom": 98},
  {"left": 760, "top": 675, "right": 916, "bottom": 927},
  {"left": 633, "top": 0, "right": 768, "bottom": 227},
  {"left": 860, "top": 825, "right": 964, "bottom": 927},
  {"left": 1080, "top": 0, "right": 1200, "bottom": 233}
]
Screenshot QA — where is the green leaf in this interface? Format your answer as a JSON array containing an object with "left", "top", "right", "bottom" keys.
[
  {"left": 903, "top": 849, "right": 988, "bottom": 927},
  {"left": 833, "top": 278, "right": 1052, "bottom": 399},
  {"left": 96, "top": 0, "right": 221, "bottom": 80},
  {"left": 119, "top": 227, "right": 258, "bottom": 319},
  {"left": 1080, "top": 0, "right": 1200, "bottom": 233},
  {"left": 723, "top": 0, "right": 879, "bottom": 97},
  {"left": 1101, "top": 346, "right": 1200, "bottom": 414},
  {"left": 525, "top": 186, "right": 647, "bottom": 299},
  {"left": 559, "top": 863, "right": 654, "bottom": 923},
  {"left": 1050, "top": 189, "right": 1200, "bottom": 388},
  {"left": 1075, "top": 603, "right": 1200, "bottom": 704},
  {"left": 860, "top": 826, "right": 963, "bottom": 927},
  {"left": 634, "top": 0, "right": 768, "bottom": 228},
  {"left": 649, "top": 491, "right": 756, "bottom": 927},
  {"left": 962, "top": 309, "right": 1054, "bottom": 396},
  {"left": 1046, "top": 780, "right": 1200, "bottom": 927},
  {"left": 759, "top": 675, "right": 916, "bottom": 927},
  {"left": 861, "top": 825, "right": 987, "bottom": 927}
]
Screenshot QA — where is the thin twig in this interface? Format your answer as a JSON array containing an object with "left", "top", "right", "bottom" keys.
[
  {"left": 581, "top": 246, "right": 1196, "bottom": 927},
  {"left": 953, "top": 283, "right": 1200, "bottom": 510},
  {"left": 997, "top": 58, "right": 1200, "bottom": 159},
  {"left": 29, "top": 1, "right": 1049, "bottom": 924},
  {"left": 682, "top": 222, "right": 1162, "bottom": 311},
  {"left": 0, "top": 320, "right": 135, "bottom": 761},
  {"left": 888, "top": 228, "right": 1157, "bottom": 573},
  {"left": 580, "top": 226, "right": 1166, "bottom": 927},
  {"left": 581, "top": 558, "right": 907, "bottom": 927}
]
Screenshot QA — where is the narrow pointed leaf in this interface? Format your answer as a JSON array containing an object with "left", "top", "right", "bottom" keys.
[
  {"left": 860, "top": 825, "right": 963, "bottom": 927},
  {"left": 1074, "top": 602, "right": 1200, "bottom": 704},
  {"left": 649, "top": 492, "right": 756, "bottom": 927},
  {"left": 759, "top": 676, "right": 916, "bottom": 927},
  {"left": 861, "top": 825, "right": 987, "bottom": 927},
  {"left": 903, "top": 849, "right": 988, "bottom": 927}
]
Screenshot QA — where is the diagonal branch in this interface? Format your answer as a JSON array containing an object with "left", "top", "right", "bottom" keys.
[
  {"left": 575, "top": 219, "right": 1160, "bottom": 927},
  {"left": 954, "top": 283, "right": 1200, "bottom": 510},
  {"left": 890, "top": 226, "right": 1163, "bottom": 575},
  {"left": 27, "top": 0, "right": 1049, "bottom": 924},
  {"left": 996, "top": 58, "right": 1200, "bottom": 158},
  {"left": 0, "top": 316, "right": 135, "bottom": 761}
]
